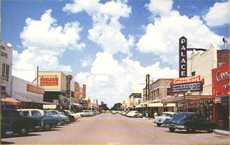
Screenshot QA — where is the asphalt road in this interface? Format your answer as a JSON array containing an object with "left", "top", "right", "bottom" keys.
[{"left": 1, "top": 113, "right": 229, "bottom": 144}]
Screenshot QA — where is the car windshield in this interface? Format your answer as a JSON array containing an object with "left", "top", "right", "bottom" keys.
[
  {"left": 171, "top": 113, "right": 193, "bottom": 123},
  {"left": 31, "top": 111, "right": 42, "bottom": 117},
  {"left": 162, "top": 113, "right": 174, "bottom": 117}
]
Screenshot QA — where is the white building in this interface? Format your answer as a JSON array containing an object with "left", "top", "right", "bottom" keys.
[
  {"left": 187, "top": 46, "right": 217, "bottom": 95},
  {"left": 12, "top": 76, "right": 44, "bottom": 104},
  {"left": 0, "top": 43, "right": 13, "bottom": 97}
]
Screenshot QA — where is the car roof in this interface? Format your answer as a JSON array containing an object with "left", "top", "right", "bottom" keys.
[
  {"left": 162, "top": 112, "right": 176, "bottom": 114},
  {"left": 176, "top": 112, "right": 195, "bottom": 115},
  {"left": 17, "top": 109, "right": 43, "bottom": 111}
]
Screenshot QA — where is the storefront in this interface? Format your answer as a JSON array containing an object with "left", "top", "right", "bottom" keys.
[
  {"left": 12, "top": 76, "right": 46, "bottom": 109},
  {"left": 212, "top": 63, "right": 229, "bottom": 130},
  {"left": 38, "top": 71, "right": 75, "bottom": 109},
  {"left": 168, "top": 75, "right": 215, "bottom": 120}
]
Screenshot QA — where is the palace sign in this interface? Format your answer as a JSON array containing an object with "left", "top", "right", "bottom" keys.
[
  {"left": 170, "top": 75, "right": 204, "bottom": 93},
  {"left": 179, "top": 36, "right": 187, "bottom": 77}
]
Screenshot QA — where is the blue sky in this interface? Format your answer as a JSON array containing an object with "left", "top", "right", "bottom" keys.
[{"left": 2, "top": 0, "right": 229, "bottom": 106}]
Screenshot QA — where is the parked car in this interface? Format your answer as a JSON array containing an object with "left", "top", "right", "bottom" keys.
[
  {"left": 168, "top": 112, "right": 218, "bottom": 133},
  {"left": 44, "top": 110, "right": 70, "bottom": 125},
  {"left": 79, "top": 110, "right": 95, "bottom": 117},
  {"left": 1, "top": 109, "right": 35, "bottom": 137},
  {"left": 63, "top": 110, "right": 81, "bottom": 120},
  {"left": 126, "top": 111, "right": 143, "bottom": 118},
  {"left": 18, "top": 109, "right": 59, "bottom": 131},
  {"left": 154, "top": 112, "right": 176, "bottom": 127}
]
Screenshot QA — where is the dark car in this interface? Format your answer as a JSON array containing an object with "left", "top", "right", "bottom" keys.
[
  {"left": 1, "top": 109, "right": 35, "bottom": 137},
  {"left": 168, "top": 112, "right": 217, "bottom": 133}
]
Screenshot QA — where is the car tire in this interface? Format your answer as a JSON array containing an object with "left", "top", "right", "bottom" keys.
[
  {"left": 207, "top": 129, "right": 213, "bottom": 133},
  {"left": 157, "top": 123, "right": 161, "bottom": 127},
  {"left": 19, "top": 128, "right": 28, "bottom": 136},
  {"left": 44, "top": 124, "right": 51, "bottom": 131},
  {"left": 169, "top": 127, "right": 175, "bottom": 132}
]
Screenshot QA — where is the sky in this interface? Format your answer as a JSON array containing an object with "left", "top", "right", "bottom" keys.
[{"left": 2, "top": 0, "right": 230, "bottom": 107}]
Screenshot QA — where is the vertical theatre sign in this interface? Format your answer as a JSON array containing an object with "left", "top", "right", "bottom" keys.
[{"left": 179, "top": 36, "right": 187, "bottom": 77}]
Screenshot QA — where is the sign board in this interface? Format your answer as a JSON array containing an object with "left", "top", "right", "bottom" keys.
[
  {"left": 40, "top": 75, "right": 59, "bottom": 86},
  {"left": 212, "top": 63, "right": 230, "bottom": 97},
  {"left": 171, "top": 82, "right": 203, "bottom": 93},
  {"left": 179, "top": 36, "right": 187, "bottom": 77},
  {"left": 170, "top": 75, "right": 204, "bottom": 93},
  {"left": 26, "top": 84, "right": 44, "bottom": 94}
]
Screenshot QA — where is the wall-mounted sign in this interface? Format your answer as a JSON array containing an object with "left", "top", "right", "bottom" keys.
[
  {"left": 40, "top": 75, "right": 59, "bottom": 86},
  {"left": 172, "top": 75, "right": 203, "bottom": 85},
  {"left": 212, "top": 63, "right": 230, "bottom": 97},
  {"left": 179, "top": 36, "right": 187, "bottom": 77},
  {"left": 170, "top": 75, "right": 204, "bottom": 93},
  {"left": 171, "top": 82, "right": 203, "bottom": 93},
  {"left": 26, "top": 84, "right": 44, "bottom": 94}
]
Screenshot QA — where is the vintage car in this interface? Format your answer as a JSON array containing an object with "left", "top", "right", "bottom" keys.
[
  {"left": 18, "top": 109, "right": 59, "bottom": 130},
  {"left": 126, "top": 111, "right": 143, "bottom": 118},
  {"left": 168, "top": 112, "right": 218, "bottom": 133},
  {"left": 154, "top": 112, "right": 176, "bottom": 127},
  {"left": 1, "top": 109, "right": 35, "bottom": 137}
]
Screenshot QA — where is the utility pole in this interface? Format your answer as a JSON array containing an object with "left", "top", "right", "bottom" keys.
[{"left": 36, "top": 66, "right": 39, "bottom": 87}]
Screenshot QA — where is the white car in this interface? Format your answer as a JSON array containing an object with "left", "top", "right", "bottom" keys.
[
  {"left": 79, "top": 110, "right": 96, "bottom": 117},
  {"left": 154, "top": 112, "right": 176, "bottom": 127},
  {"left": 126, "top": 111, "right": 143, "bottom": 118},
  {"left": 64, "top": 110, "right": 81, "bottom": 119}
]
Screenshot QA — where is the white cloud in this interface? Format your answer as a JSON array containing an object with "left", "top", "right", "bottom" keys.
[
  {"left": 137, "top": 11, "right": 223, "bottom": 66},
  {"left": 63, "top": 0, "right": 133, "bottom": 55},
  {"left": 204, "top": 1, "right": 230, "bottom": 27},
  {"left": 147, "top": 0, "right": 173, "bottom": 16},
  {"left": 76, "top": 52, "right": 177, "bottom": 107},
  {"left": 13, "top": 9, "right": 84, "bottom": 81}
]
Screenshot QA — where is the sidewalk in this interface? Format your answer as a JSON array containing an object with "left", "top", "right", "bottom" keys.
[{"left": 214, "top": 129, "right": 229, "bottom": 136}]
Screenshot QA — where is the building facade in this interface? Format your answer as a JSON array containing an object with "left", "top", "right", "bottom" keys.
[
  {"left": 12, "top": 76, "right": 45, "bottom": 108},
  {"left": 38, "top": 71, "right": 73, "bottom": 109},
  {"left": 212, "top": 62, "right": 229, "bottom": 130},
  {"left": 0, "top": 43, "right": 12, "bottom": 98}
]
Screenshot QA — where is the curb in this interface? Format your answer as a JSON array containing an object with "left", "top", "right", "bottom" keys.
[{"left": 214, "top": 129, "right": 229, "bottom": 136}]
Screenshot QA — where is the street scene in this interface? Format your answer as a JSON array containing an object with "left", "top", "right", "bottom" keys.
[
  {"left": 1, "top": 0, "right": 230, "bottom": 144},
  {"left": 2, "top": 113, "right": 229, "bottom": 144}
]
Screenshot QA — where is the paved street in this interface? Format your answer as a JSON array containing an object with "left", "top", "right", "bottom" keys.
[{"left": 1, "top": 113, "right": 229, "bottom": 144}]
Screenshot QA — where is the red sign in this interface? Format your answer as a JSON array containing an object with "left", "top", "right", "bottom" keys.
[
  {"left": 40, "top": 75, "right": 59, "bottom": 86},
  {"left": 172, "top": 75, "right": 203, "bottom": 85},
  {"left": 212, "top": 63, "right": 230, "bottom": 97}
]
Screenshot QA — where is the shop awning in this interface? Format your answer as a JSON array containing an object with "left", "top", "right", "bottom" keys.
[
  {"left": 135, "top": 104, "right": 142, "bottom": 108},
  {"left": 148, "top": 102, "right": 163, "bottom": 107},
  {"left": 166, "top": 103, "right": 176, "bottom": 107},
  {"left": 72, "top": 103, "right": 82, "bottom": 107},
  {"left": 0, "top": 97, "right": 21, "bottom": 105}
]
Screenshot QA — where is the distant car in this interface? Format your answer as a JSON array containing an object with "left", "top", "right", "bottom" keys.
[
  {"left": 80, "top": 110, "right": 95, "bottom": 117},
  {"left": 18, "top": 109, "right": 59, "bottom": 130},
  {"left": 154, "top": 112, "right": 176, "bottom": 127},
  {"left": 126, "top": 111, "right": 143, "bottom": 118},
  {"left": 168, "top": 112, "right": 218, "bottom": 133},
  {"left": 1, "top": 109, "right": 35, "bottom": 137}
]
